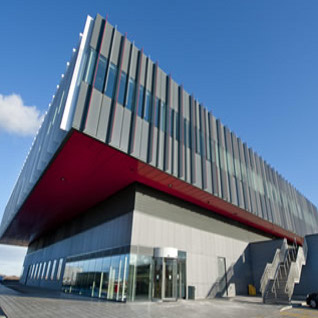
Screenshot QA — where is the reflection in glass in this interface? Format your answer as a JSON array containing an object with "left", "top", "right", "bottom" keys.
[
  {"left": 138, "top": 85, "right": 145, "bottom": 117},
  {"left": 126, "top": 78, "right": 136, "bottom": 111},
  {"left": 94, "top": 56, "right": 107, "bottom": 92},
  {"left": 105, "top": 63, "right": 118, "bottom": 98},
  {"left": 118, "top": 71, "right": 127, "bottom": 105},
  {"left": 83, "top": 48, "right": 97, "bottom": 85}
]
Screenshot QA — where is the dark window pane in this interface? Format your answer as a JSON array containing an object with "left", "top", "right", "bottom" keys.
[
  {"left": 126, "top": 78, "right": 136, "bottom": 111},
  {"left": 170, "top": 109, "right": 174, "bottom": 137},
  {"left": 137, "top": 85, "right": 145, "bottom": 117},
  {"left": 196, "top": 128, "right": 200, "bottom": 154},
  {"left": 160, "top": 101, "right": 166, "bottom": 131},
  {"left": 184, "top": 119, "right": 187, "bottom": 147},
  {"left": 84, "top": 48, "right": 97, "bottom": 85},
  {"left": 155, "top": 98, "right": 160, "bottom": 127},
  {"left": 94, "top": 56, "right": 107, "bottom": 92},
  {"left": 144, "top": 90, "right": 152, "bottom": 122},
  {"left": 105, "top": 63, "right": 118, "bottom": 98},
  {"left": 118, "top": 71, "right": 127, "bottom": 105}
]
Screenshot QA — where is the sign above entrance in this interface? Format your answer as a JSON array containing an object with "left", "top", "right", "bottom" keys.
[{"left": 154, "top": 247, "right": 178, "bottom": 259}]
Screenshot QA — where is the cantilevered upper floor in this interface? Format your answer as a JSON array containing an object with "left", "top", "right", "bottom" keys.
[{"left": 0, "top": 14, "right": 317, "bottom": 245}]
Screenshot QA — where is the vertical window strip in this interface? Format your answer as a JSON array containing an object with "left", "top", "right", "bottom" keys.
[
  {"left": 126, "top": 78, "right": 136, "bottom": 111},
  {"left": 105, "top": 63, "right": 118, "bottom": 98},
  {"left": 118, "top": 71, "right": 128, "bottom": 105},
  {"left": 94, "top": 56, "right": 108, "bottom": 92}
]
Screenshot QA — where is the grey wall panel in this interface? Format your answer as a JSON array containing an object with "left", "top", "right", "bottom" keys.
[
  {"left": 132, "top": 185, "right": 268, "bottom": 299},
  {"left": 83, "top": 89, "right": 103, "bottom": 137},
  {"left": 129, "top": 46, "right": 139, "bottom": 80},
  {"left": 110, "top": 29, "right": 122, "bottom": 65},
  {"left": 95, "top": 96, "right": 112, "bottom": 142},
  {"left": 100, "top": 23, "right": 114, "bottom": 59},
  {"left": 89, "top": 14, "right": 104, "bottom": 50},
  {"left": 139, "top": 121, "right": 149, "bottom": 162},
  {"left": 109, "top": 103, "right": 124, "bottom": 148},
  {"left": 119, "top": 108, "right": 132, "bottom": 153},
  {"left": 121, "top": 39, "right": 131, "bottom": 73}
]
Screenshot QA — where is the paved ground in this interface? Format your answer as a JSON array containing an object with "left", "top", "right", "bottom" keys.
[{"left": 0, "top": 282, "right": 317, "bottom": 318}]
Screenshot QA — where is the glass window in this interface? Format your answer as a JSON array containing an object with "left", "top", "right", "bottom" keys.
[
  {"left": 51, "top": 260, "right": 57, "bottom": 280},
  {"left": 170, "top": 109, "right": 175, "bottom": 137},
  {"left": 137, "top": 85, "right": 145, "bottom": 117},
  {"left": 105, "top": 63, "right": 118, "bottom": 98},
  {"left": 160, "top": 101, "right": 166, "bottom": 131},
  {"left": 126, "top": 78, "right": 136, "bottom": 111},
  {"left": 108, "top": 255, "right": 120, "bottom": 300},
  {"left": 46, "top": 261, "right": 51, "bottom": 280},
  {"left": 83, "top": 48, "right": 97, "bottom": 85},
  {"left": 37, "top": 263, "right": 42, "bottom": 280},
  {"left": 56, "top": 258, "right": 63, "bottom": 280},
  {"left": 41, "top": 262, "right": 47, "bottom": 279},
  {"left": 155, "top": 98, "right": 160, "bottom": 128},
  {"left": 94, "top": 56, "right": 107, "bottom": 92},
  {"left": 100, "top": 257, "right": 111, "bottom": 299},
  {"left": 118, "top": 71, "right": 127, "bottom": 105},
  {"left": 34, "top": 264, "right": 39, "bottom": 280},
  {"left": 30, "top": 265, "right": 34, "bottom": 279},
  {"left": 135, "top": 255, "right": 152, "bottom": 300},
  {"left": 196, "top": 128, "right": 201, "bottom": 154},
  {"left": 144, "top": 90, "right": 152, "bottom": 122}
]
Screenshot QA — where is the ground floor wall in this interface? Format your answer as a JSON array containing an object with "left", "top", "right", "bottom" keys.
[
  {"left": 20, "top": 184, "right": 280, "bottom": 301},
  {"left": 131, "top": 185, "right": 269, "bottom": 299},
  {"left": 294, "top": 234, "right": 318, "bottom": 295},
  {"left": 21, "top": 186, "right": 135, "bottom": 290}
]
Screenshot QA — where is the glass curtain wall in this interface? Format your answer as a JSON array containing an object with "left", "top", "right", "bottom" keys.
[{"left": 62, "top": 251, "right": 186, "bottom": 302}]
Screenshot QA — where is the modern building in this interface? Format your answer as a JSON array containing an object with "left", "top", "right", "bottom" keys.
[{"left": 0, "top": 14, "right": 317, "bottom": 302}]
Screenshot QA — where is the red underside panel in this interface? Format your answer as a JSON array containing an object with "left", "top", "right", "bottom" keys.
[{"left": 3, "top": 130, "right": 303, "bottom": 245}]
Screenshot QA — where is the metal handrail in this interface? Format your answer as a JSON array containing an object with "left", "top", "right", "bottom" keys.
[{"left": 260, "top": 239, "right": 288, "bottom": 300}]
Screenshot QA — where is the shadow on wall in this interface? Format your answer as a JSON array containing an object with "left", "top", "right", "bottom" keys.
[{"left": 207, "top": 239, "right": 284, "bottom": 298}]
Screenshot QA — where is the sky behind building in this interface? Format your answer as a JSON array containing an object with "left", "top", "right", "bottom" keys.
[{"left": 0, "top": 0, "right": 318, "bottom": 275}]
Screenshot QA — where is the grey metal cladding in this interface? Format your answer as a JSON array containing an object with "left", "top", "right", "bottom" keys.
[
  {"left": 90, "top": 14, "right": 104, "bottom": 50},
  {"left": 2, "top": 14, "right": 318, "bottom": 243}
]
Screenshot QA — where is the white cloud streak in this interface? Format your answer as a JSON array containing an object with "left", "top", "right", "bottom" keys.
[{"left": 0, "top": 94, "right": 44, "bottom": 136}]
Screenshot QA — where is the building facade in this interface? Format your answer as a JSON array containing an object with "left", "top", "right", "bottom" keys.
[{"left": 0, "top": 14, "right": 317, "bottom": 301}]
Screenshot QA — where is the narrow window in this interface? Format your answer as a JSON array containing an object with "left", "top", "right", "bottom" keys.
[
  {"left": 94, "top": 56, "right": 107, "bottom": 92},
  {"left": 184, "top": 119, "right": 187, "bottom": 147},
  {"left": 118, "top": 71, "right": 127, "bottom": 105},
  {"left": 37, "top": 263, "right": 42, "bottom": 280},
  {"left": 84, "top": 48, "right": 97, "bottom": 85},
  {"left": 155, "top": 98, "right": 160, "bottom": 127},
  {"left": 170, "top": 109, "right": 175, "bottom": 137},
  {"left": 160, "top": 101, "right": 166, "bottom": 131},
  {"left": 34, "top": 264, "right": 38, "bottom": 280},
  {"left": 46, "top": 261, "right": 51, "bottom": 280},
  {"left": 126, "top": 78, "right": 136, "bottom": 111},
  {"left": 137, "top": 85, "right": 145, "bottom": 117},
  {"left": 51, "top": 260, "right": 57, "bottom": 280},
  {"left": 144, "top": 90, "right": 152, "bottom": 122},
  {"left": 41, "top": 262, "right": 47, "bottom": 279},
  {"left": 105, "top": 63, "right": 118, "bottom": 98},
  {"left": 56, "top": 258, "right": 64, "bottom": 281}
]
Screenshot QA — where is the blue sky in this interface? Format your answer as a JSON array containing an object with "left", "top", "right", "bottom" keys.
[{"left": 0, "top": 0, "right": 318, "bottom": 275}]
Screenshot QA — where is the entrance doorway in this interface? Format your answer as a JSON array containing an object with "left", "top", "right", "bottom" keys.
[{"left": 152, "top": 248, "right": 186, "bottom": 301}]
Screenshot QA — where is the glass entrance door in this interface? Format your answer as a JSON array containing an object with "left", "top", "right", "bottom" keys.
[
  {"left": 164, "top": 258, "right": 177, "bottom": 300},
  {"left": 153, "top": 257, "right": 177, "bottom": 301}
]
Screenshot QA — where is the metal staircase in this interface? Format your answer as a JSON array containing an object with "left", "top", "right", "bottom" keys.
[{"left": 260, "top": 238, "right": 307, "bottom": 304}]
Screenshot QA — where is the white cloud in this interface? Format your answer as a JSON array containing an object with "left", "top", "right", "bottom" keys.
[{"left": 0, "top": 94, "right": 44, "bottom": 136}]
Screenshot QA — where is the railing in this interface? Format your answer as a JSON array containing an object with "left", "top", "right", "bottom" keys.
[
  {"left": 271, "top": 237, "right": 307, "bottom": 302},
  {"left": 284, "top": 244, "right": 306, "bottom": 299},
  {"left": 260, "top": 239, "right": 288, "bottom": 298}
]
